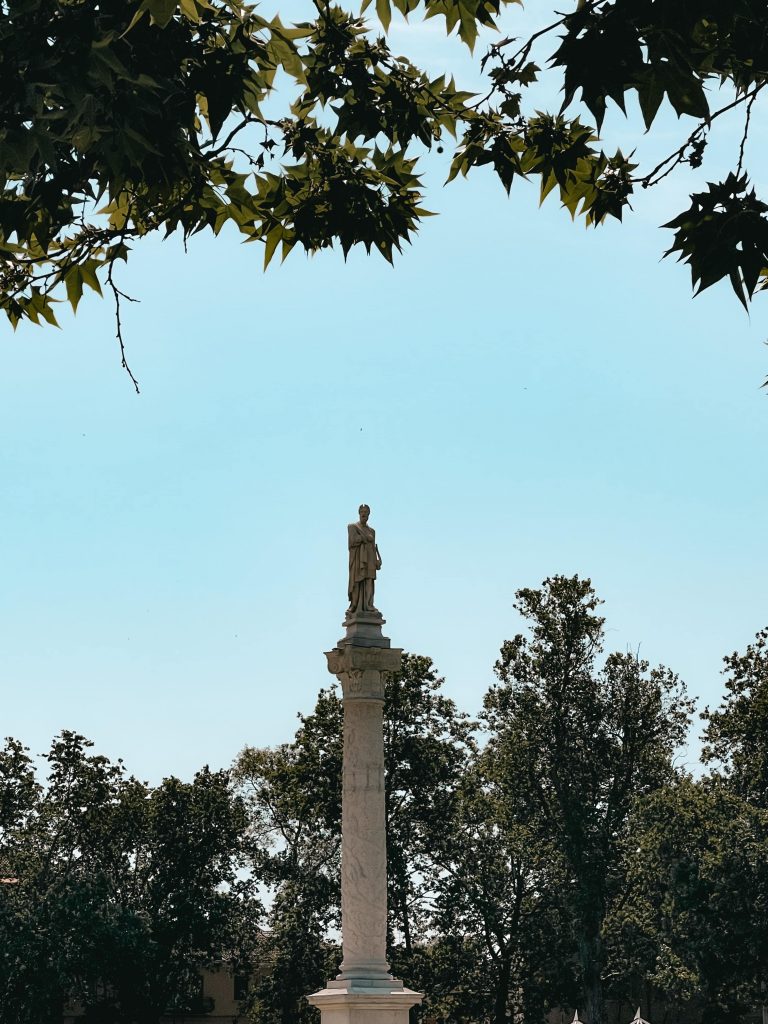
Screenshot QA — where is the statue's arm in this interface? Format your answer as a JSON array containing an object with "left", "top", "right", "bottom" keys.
[
  {"left": 348, "top": 524, "right": 363, "bottom": 549},
  {"left": 375, "top": 543, "right": 382, "bottom": 568}
]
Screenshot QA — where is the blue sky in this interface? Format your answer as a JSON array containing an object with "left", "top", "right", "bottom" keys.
[{"left": 1, "top": 5, "right": 766, "bottom": 783}]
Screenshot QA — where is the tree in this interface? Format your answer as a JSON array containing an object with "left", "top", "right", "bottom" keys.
[
  {"left": 699, "top": 626, "right": 768, "bottom": 1018},
  {"left": 703, "top": 626, "right": 768, "bottom": 804},
  {"left": 246, "top": 877, "right": 340, "bottom": 1024},
  {"left": 233, "top": 688, "right": 343, "bottom": 1024},
  {"left": 382, "top": 654, "right": 477, "bottom": 969},
  {"left": 0, "top": 731, "right": 260, "bottom": 1024},
  {"left": 484, "top": 576, "right": 693, "bottom": 1024},
  {"left": 427, "top": 749, "right": 576, "bottom": 1024},
  {"left": 1, "top": 1, "right": 766, "bottom": 383},
  {"left": 609, "top": 778, "right": 768, "bottom": 1021}
]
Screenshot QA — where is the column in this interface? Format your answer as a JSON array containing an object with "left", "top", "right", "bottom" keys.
[{"left": 307, "top": 626, "right": 422, "bottom": 1024}]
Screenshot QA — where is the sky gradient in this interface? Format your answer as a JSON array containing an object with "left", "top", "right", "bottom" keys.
[{"left": 1, "top": 6, "right": 766, "bottom": 784}]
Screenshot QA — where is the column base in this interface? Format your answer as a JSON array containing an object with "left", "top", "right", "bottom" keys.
[
  {"left": 308, "top": 978, "right": 422, "bottom": 1024},
  {"left": 339, "top": 611, "right": 391, "bottom": 648}
]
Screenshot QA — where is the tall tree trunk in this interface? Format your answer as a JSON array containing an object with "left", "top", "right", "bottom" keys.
[
  {"left": 578, "top": 928, "right": 604, "bottom": 1024},
  {"left": 493, "top": 954, "right": 513, "bottom": 1024}
]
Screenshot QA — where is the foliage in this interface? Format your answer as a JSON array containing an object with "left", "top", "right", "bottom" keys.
[
  {"left": 233, "top": 597, "right": 700, "bottom": 1024},
  {"left": 609, "top": 778, "right": 768, "bottom": 1018},
  {"left": 245, "top": 880, "right": 340, "bottom": 1024},
  {"left": 0, "top": 0, "right": 766, "bottom": 383},
  {"left": 703, "top": 625, "right": 768, "bottom": 802},
  {"left": 426, "top": 750, "right": 575, "bottom": 1024},
  {"left": 233, "top": 688, "right": 342, "bottom": 1024},
  {"left": 605, "top": 625, "right": 768, "bottom": 1021},
  {"left": 7, "top": 612, "right": 768, "bottom": 1024},
  {"left": 654, "top": 625, "right": 768, "bottom": 1015},
  {"left": 484, "top": 576, "right": 694, "bottom": 1024},
  {"left": 0, "top": 731, "right": 260, "bottom": 1024},
  {"left": 664, "top": 174, "right": 768, "bottom": 312},
  {"left": 382, "top": 653, "right": 477, "bottom": 960}
]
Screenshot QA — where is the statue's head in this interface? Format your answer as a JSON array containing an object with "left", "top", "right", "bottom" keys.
[{"left": 359, "top": 504, "right": 370, "bottom": 522}]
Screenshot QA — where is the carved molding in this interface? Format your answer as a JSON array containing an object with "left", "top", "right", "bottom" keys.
[{"left": 326, "top": 645, "right": 402, "bottom": 680}]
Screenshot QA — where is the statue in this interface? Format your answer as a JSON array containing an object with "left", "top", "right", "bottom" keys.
[{"left": 347, "top": 504, "right": 382, "bottom": 615}]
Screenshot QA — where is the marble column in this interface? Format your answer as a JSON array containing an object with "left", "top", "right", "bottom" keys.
[{"left": 307, "top": 614, "right": 422, "bottom": 1024}]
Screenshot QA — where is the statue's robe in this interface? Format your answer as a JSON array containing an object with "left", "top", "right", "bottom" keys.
[{"left": 348, "top": 522, "right": 377, "bottom": 609}]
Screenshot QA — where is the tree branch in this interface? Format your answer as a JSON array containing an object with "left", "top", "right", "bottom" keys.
[{"left": 106, "top": 261, "right": 140, "bottom": 395}]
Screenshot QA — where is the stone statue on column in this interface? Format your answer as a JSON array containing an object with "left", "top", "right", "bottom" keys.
[
  {"left": 341, "top": 505, "right": 390, "bottom": 648},
  {"left": 347, "top": 504, "right": 381, "bottom": 615},
  {"left": 308, "top": 506, "right": 422, "bottom": 1024}
]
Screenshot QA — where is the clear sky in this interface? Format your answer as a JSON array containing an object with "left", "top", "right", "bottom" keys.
[{"left": 1, "top": 6, "right": 766, "bottom": 784}]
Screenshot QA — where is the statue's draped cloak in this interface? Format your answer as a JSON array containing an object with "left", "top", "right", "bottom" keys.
[{"left": 348, "top": 522, "right": 377, "bottom": 603}]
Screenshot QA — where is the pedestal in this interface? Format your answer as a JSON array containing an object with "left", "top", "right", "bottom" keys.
[{"left": 308, "top": 618, "right": 422, "bottom": 1024}]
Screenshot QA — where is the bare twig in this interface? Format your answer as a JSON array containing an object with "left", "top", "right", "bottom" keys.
[
  {"left": 638, "top": 83, "right": 765, "bottom": 188},
  {"left": 206, "top": 114, "right": 265, "bottom": 157},
  {"left": 106, "top": 261, "right": 141, "bottom": 394},
  {"left": 736, "top": 88, "right": 758, "bottom": 177}
]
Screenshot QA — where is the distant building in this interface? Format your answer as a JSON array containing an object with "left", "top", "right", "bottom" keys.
[{"left": 63, "top": 962, "right": 266, "bottom": 1024}]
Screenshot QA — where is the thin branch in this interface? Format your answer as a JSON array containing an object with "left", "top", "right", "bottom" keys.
[
  {"left": 205, "top": 114, "right": 266, "bottom": 157},
  {"left": 106, "top": 261, "right": 140, "bottom": 394},
  {"left": 472, "top": 0, "right": 613, "bottom": 110},
  {"left": 736, "top": 89, "right": 758, "bottom": 177},
  {"left": 638, "top": 83, "right": 765, "bottom": 189},
  {"left": 224, "top": 146, "right": 266, "bottom": 171}
]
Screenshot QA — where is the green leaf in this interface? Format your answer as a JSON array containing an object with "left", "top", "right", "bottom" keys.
[
  {"left": 376, "top": 0, "right": 391, "bottom": 32},
  {"left": 38, "top": 298, "right": 60, "bottom": 327},
  {"left": 80, "top": 260, "right": 103, "bottom": 297},
  {"left": 179, "top": 0, "right": 200, "bottom": 21},
  {"left": 147, "top": 0, "right": 177, "bottom": 29},
  {"left": 65, "top": 266, "right": 84, "bottom": 313},
  {"left": 636, "top": 68, "right": 666, "bottom": 130},
  {"left": 263, "top": 225, "right": 282, "bottom": 268},
  {"left": 120, "top": 4, "right": 148, "bottom": 36}
]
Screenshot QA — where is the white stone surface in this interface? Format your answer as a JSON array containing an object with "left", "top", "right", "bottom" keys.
[
  {"left": 308, "top": 644, "right": 422, "bottom": 1023},
  {"left": 342, "top": 693, "right": 388, "bottom": 976},
  {"left": 308, "top": 986, "right": 420, "bottom": 1024}
]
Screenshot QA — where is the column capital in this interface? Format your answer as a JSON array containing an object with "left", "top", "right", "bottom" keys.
[{"left": 325, "top": 646, "right": 403, "bottom": 701}]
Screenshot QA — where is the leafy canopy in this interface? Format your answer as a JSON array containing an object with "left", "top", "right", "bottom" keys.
[
  {"left": 703, "top": 626, "right": 768, "bottom": 804},
  {"left": 485, "top": 575, "right": 694, "bottom": 1024},
  {"left": 1, "top": 0, "right": 766, "bottom": 384},
  {"left": 610, "top": 779, "right": 768, "bottom": 1017},
  {"left": 0, "top": 731, "right": 260, "bottom": 1024}
]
